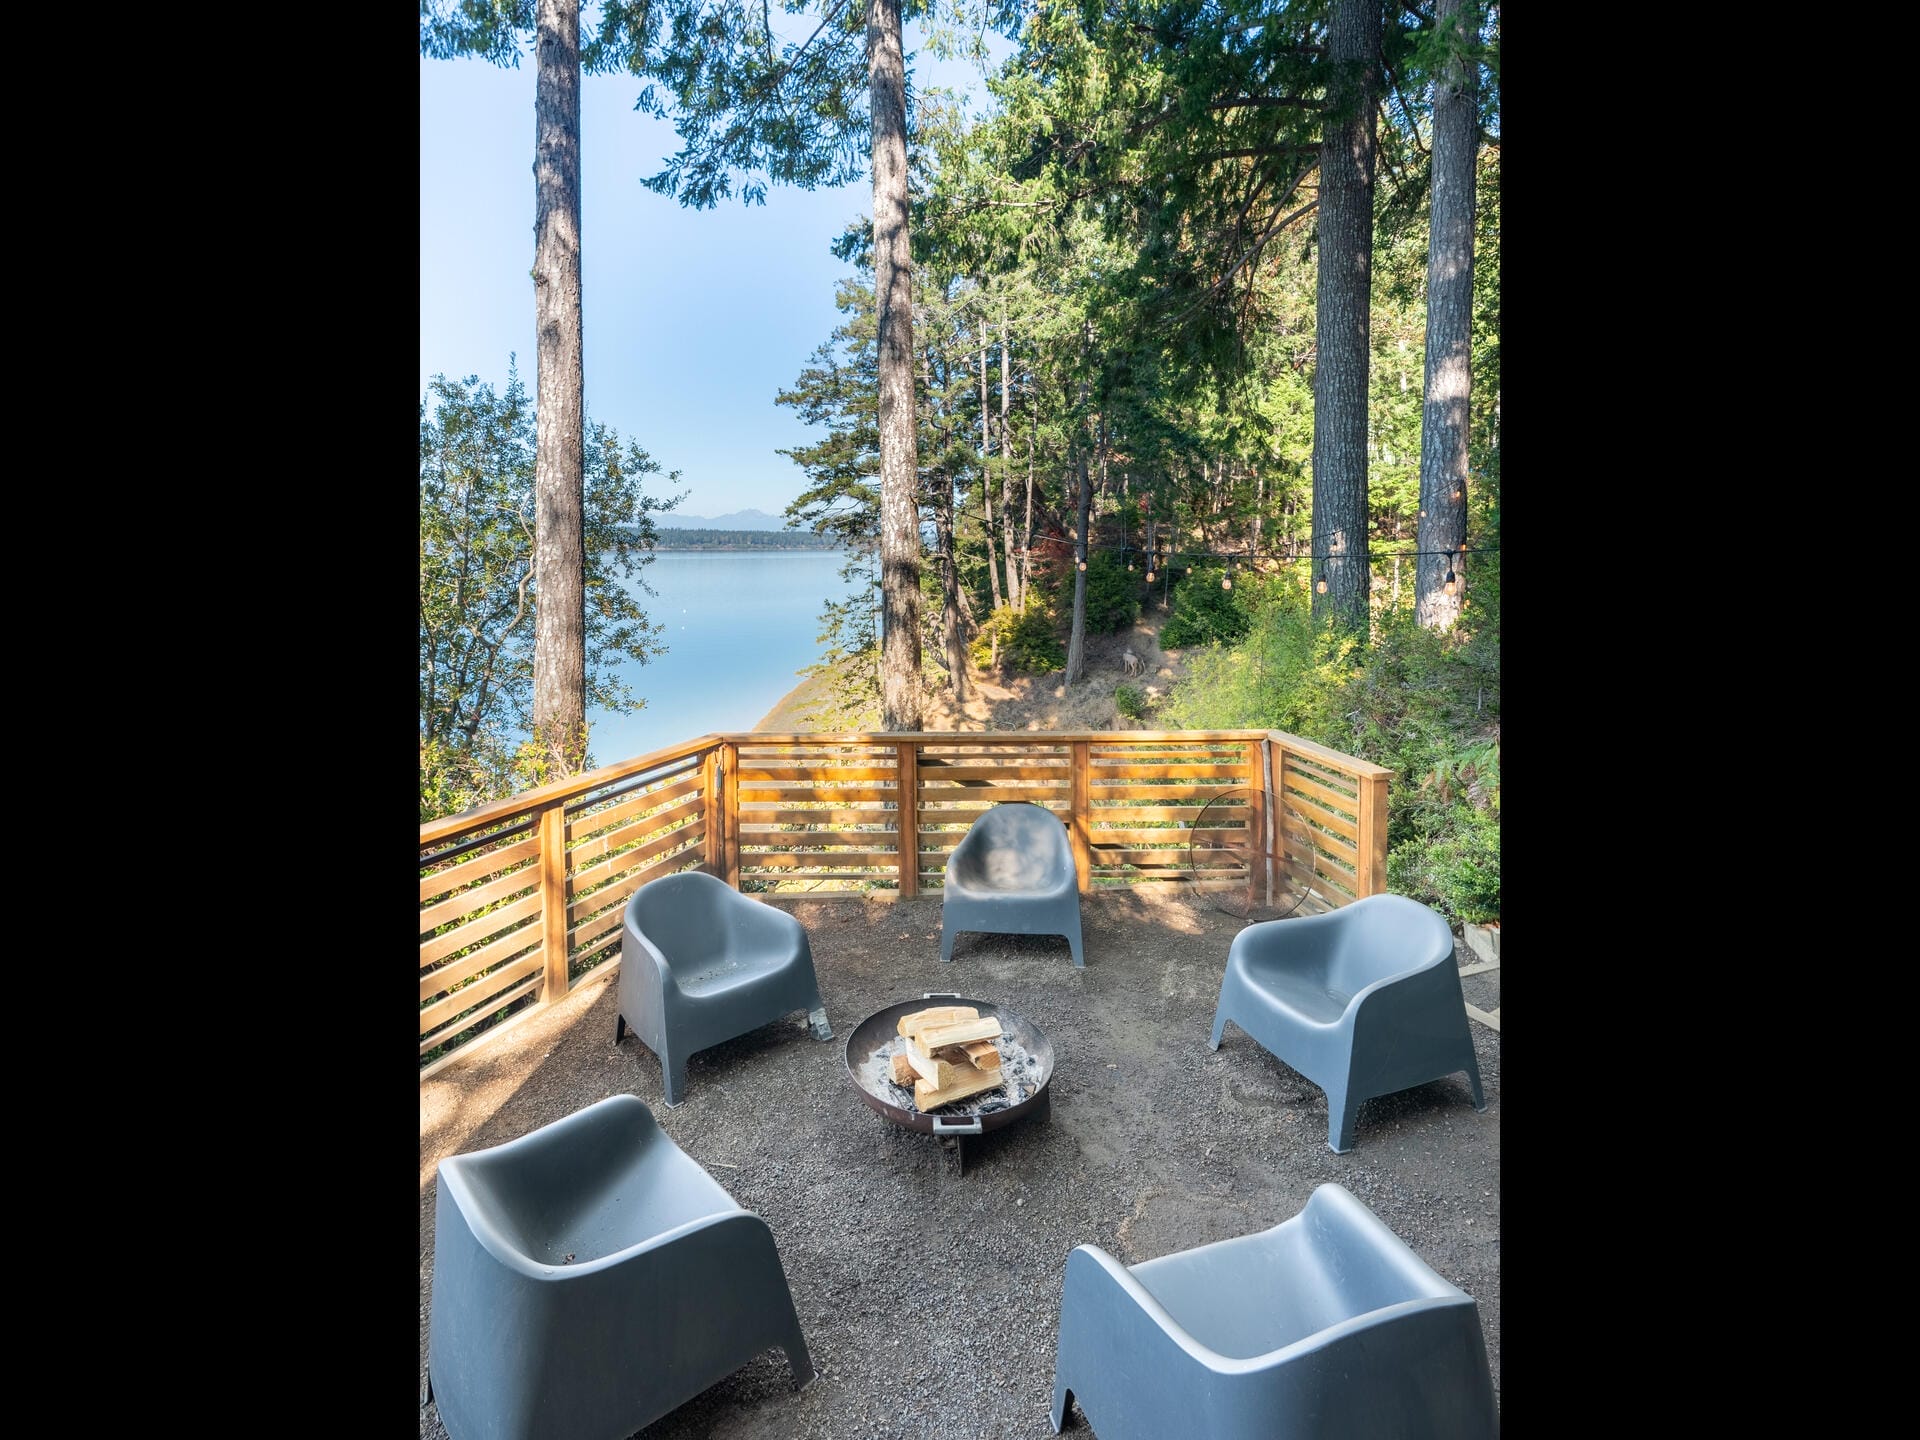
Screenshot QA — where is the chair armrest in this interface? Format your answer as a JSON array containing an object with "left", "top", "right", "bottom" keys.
[
  {"left": 627, "top": 929, "right": 683, "bottom": 997},
  {"left": 1227, "top": 908, "right": 1344, "bottom": 976},
  {"left": 1059, "top": 1245, "right": 1226, "bottom": 1374}
]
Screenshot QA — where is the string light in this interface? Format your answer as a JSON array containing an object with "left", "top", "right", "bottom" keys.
[
  {"left": 1315, "top": 569, "right": 1329, "bottom": 595},
  {"left": 1145, "top": 568, "right": 1155, "bottom": 582},
  {"left": 1443, "top": 567, "right": 1457, "bottom": 597}
]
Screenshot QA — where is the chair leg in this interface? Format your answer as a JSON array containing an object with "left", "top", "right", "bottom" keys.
[
  {"left": 807, "top": 1005, "right": 833, "bottom": 1041},
  {"left": 940, "top": 922, "right": 958, "bottom": 962},
  {"left": 662, "top": 1050, "right": 689, "bottom": 1107},
  {"left": 1050, "top": 1377, "right": 1074, "bottom": 1433},
  {"left": 1208, "top": 1004, "right": 1229, "bottom": 1051},
  {"left": 782, "top": 1328, "right": 815, "bottom": 1390},
  {"left": 1065, "top": 927, "right": 1085, "bottom": 968},
  {"left": 1464, "top": 1050, "right": 1487, "bottom": 1111},
  {"left": 1327, "top": 1080, "right": 1361, "bottom": 1154},
  {"left": 614, "top": 1013, "right": 626, "bottom": 1045}
]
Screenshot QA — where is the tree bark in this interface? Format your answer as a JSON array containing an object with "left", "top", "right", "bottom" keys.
[
  {"left": 1415, "top": 0, "right": 1476, "bottom": 630},
  {"left": 870, "top": 0, "right": 921, "bottom": 729},
  {"left": 979, "top": 331, "right": 1003, "bottom": 612},
  {"left": 1021, "top": 406, "right": 1036, "bottom": 601},
  {"left": 1064, "top": 431, "right": 1093, "bottom": 685},
  {"left": 531, "top": 0, "right": 587, "bottom": 775},
  {"left": 1000, "top": 313, "right": 1019, "bottom": 610},
  {"left": 1310, "top": 0, "right": 1381, "bottom": 636},
  {"left": 935, "top": 466, "right": 968, "bottom": 701}
]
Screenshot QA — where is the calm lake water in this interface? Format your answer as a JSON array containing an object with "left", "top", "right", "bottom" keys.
[{"left": 584, "top": 550, "right": 866, "bottom": 769}]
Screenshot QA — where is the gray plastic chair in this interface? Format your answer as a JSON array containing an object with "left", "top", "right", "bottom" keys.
[
  {"left": 1051, "top": 1182, "right": 1498, "bottom": 1439},
  {"left": 940, "top": 801, "right": 1085, "bottom": 966},
  {"left": 1209, "top": 891, "right": 1486, "bottom": 1152},
  {"left": 618, "top": 869, "right": 832, "bottom": 1104},
  {"left": 426, "top": 1093, "right": 814, "bottom": 1440}
]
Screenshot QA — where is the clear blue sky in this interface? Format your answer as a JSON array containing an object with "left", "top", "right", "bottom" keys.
[{"left": 420, "top": 24, "right": 1005, "bottom": 521}]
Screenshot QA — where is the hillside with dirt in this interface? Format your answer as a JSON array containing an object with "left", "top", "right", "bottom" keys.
[{"left": 754, "top": 607, "right": 1193, "bottom": 734}]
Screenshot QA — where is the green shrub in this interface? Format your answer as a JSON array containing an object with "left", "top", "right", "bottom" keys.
[
  {"left": 1156, "top": 579, "right": 1356, "bottom": 735},
  {"left": 969, "top": 601, "right": 1067, "bottom": 674},
  {"left": 1158, "top": 576, "right": 1501, "bottom": 927},
  {"left": 1050, "top": 550, "right": 1140, "bottom": 635},
  {"left": 1159, "top": 566, "right": 1253, "bottom": 648},
  {"left": 1114, "top": 683, "right": 1148, "bottom": 719},
  {"left": 1388, "top": 809, "right": 1501, "bottom": 924}
]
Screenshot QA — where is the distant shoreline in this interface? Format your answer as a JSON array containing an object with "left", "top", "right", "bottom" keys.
[{"left": 753, "top": 671, "right": 824, "bottom": 732}]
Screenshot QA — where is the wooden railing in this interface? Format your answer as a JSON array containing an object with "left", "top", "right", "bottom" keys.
[{"left": 419, "top": 729, "right": 1391, "bottom": 1073}]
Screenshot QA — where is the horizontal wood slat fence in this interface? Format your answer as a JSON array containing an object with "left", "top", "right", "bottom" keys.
[{"left": 420, "top": 730, "right": 1390, "bottom": 1074}]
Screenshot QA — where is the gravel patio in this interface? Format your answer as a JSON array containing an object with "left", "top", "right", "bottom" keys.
[{"left": 418, "top": 888, "right": 1502, "bottom": 1439}]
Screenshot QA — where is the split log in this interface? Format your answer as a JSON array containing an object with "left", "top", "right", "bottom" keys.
[
  {"left": 889, "top": 1051, "right": 918, "bottom": 1087},
  {"left": 914, "top": 1061, "right": 1007, "bottom": 1110},
  {"left": 897, "top": 1005, "right": 979, "bottom": 1038},
  {"left": 904, "top": 1044, "right": 964, "bottom": 1089},
  {"left": 916, "top": 1016, "right": 1003, "bottom": 1051},
  {"left": 962, "top": 1040, "right": 1001, "bottom": 1070}
]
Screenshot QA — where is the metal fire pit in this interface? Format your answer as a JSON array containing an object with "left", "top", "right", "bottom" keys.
[{"left": 845, "top": 992, "right": 1055, "bottom": 1174}]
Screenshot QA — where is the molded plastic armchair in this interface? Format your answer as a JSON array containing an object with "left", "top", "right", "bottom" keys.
[
  {"left": 618, "top": 869, "right": 832, "bottom": 1105},
  {"left": 940, "top": 801, "right": 1085, "bottom": 967},
  {"left": 426, "top": 1094, "right": 815, "bottom": 1440},
  {"left": 1209, "top": 892, "right": 1485, "bottom": 1152},
  {"left": 1050, "top": 1182, "right": 1498, "bottom": 1440}
]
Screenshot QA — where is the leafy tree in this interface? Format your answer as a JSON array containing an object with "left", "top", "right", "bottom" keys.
[{"left": 420, "top": 365, "right": 676, "bottom": 820}]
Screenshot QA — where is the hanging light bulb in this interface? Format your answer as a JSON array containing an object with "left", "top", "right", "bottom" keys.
[
  {"left": 1077, "top": 558, "right": 1087, "bottom": 571},
  {"left": 1145, "top": 568, "right": 1156, "bottom": 583},
  {"left": 1443, "top": 567, "right": 1457, "bottom": 597},
  {"left": 1222, "top": 572, "right": 1232, "bottom": 590},
  {"left": 1315, "top": 569, "right": 1329, "bottom": 595}
]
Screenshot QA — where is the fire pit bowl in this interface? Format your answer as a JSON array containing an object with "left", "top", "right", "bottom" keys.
[{"left": 845, "top": 993, "right": 1054, "bottom": 1168}]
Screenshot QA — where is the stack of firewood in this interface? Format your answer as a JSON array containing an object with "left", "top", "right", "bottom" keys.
[{"left": 889, "top": 1004, "right": 1006, "bottom": 1109}]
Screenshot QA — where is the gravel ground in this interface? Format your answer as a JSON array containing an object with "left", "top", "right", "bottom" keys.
[{"left": 419, "top": 890, "right": 1501, "bottom": 1439}]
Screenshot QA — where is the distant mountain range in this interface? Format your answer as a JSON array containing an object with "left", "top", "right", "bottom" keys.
[{"left": 655, "top": 507, "right": 788, "bottom": 531}]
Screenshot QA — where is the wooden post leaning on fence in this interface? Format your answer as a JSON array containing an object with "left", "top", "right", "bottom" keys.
[
  {"left": 702, "top": 746, "right": 722, "bottom": 876},
  {"left": 1246, "top": 738, "right": 1269, "bottom": 910},
  {"left": 538, "top": 799, "right": 570, "bottom": 1002},
  {"left": 1357, "top": 770, "right": 1390, "bottom": 898},
  {"left": 896, "top": 741, "right": 919, "bottom": 898},
  {"left": 721, "top": 741, "right": 741, "bottom": 888},
  {"left": 1070, "top": 740, "right": 1092, "bottom": 894}
]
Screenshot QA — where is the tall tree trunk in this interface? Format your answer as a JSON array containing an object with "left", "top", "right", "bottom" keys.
[
  {"left": 1021, "top": 408, "right": 1036, "bottom": 601},
  {"left": 1065, "top": 431, "right": 1093, "bottom": 685},
  {"left": 935, "top": 471, "right": 968, "bottom": 702},
  {"left": 1000, "top": 314, "right": 1019, "bottom": 610},
  {"left": 1310, "top": 0, "right": 1381, "bottom": 636},
  {"left": 531, "top": 0, "right": 587, "bottom": 776},
  {"left": 920, "top": 346, "right": 967, "bottom": 704},
  {"left": 979, "top": 332, "right": 1003, "bottom": 612},
  {"left": 1253, "top": 468, "right": 1265, "bottom": 556},
  {"left": 1416, "top": 0, "right": 1477, "bottom": 630},
  {"left": 870, "top": 0, "right": 921, "bottom": 729}
]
